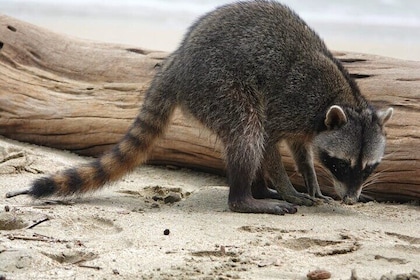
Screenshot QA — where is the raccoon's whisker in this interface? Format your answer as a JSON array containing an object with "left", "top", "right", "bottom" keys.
[
  {"left": 363, "top": 174, "right": 382, "bottom": 185},
  {"left": 364, "top": 174, "right": 382, "bottom": 185},
  {"left": 368, "top": 172, "right": 391, "bottom": 187},
  {"left": 361, "top": 179, "right": 385, "bottom": 200},
  {"left": 381, "top": 146, "right": 402, "bottom": 160},
  {"left": 359, "top": 192, "right": 375, "bottom": 202},
  {"left": 376, "top": 166, "right": 392, "bottom": 173},
  {"left": 362, "top": 177, "right": 388, "bottom": 190},
  {"left": 365, "top": 166, "right": 391, "bottom": 184},
  {"left": 363, "top": 181, "right": 381, "bottom": 190}
]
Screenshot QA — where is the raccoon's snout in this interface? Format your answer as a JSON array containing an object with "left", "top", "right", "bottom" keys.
[
  {"left": 333, "top": 180, "right": 361, "bottom": 204},
  {"left": 343, "top": 195, "right": 358, "bottom": 205}
]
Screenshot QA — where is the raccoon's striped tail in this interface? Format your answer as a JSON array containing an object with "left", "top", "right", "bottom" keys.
[{"left": 6, "top": 84, "right": 176, "bottom": 199}]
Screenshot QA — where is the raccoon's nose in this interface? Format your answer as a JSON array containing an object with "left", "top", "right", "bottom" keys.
[{"left": 343, "top": 195, "right": 358, "bottom": 205}]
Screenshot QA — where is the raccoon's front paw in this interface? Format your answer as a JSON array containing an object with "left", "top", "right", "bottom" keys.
[
  {"left": 283, "top": 192, "right": 315, "bottom": 206},
  {"left": 315, "top": 193, "right": 335, "bottom": 204}
]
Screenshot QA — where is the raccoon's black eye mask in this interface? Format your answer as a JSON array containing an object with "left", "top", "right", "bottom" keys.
[
  {"left": 320, "top": 152, "right": 351, "bottom": 182},
  {"left": 362, "top": 162, "right": 379, "bottom": 181},
  {"left": 320, "top": 151, "right": 379, "bottom": 183}
]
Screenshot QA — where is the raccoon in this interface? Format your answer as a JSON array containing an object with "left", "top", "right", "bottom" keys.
[{"left": 6, "top": 1, "right": 393, "bottom": 214}]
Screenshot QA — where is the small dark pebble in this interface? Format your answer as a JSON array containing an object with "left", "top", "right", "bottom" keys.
[
  {"left": 165, "top": 165, "right": 180, "bottom": 170},
  {"left": 0, "top": 275, "right": 6, "bottom": 280},
  {"left": 150, "top": 203, "right": 160, "bottom": 209},
  {"left": 164, "top": 229, "right": 170, "bottom": 235},
  {"left": 112, "top": 269, "right": 120, "bottom": 275},
  {"left": 152, "top": 195, "right": 163, "bottom": 202},
  {"left": 307, "top": 269, "right": 331, "bottom": 280},
  {"left": 4, "top": 206, "right": 10, "bottom": 212},
  {"left": 164, "top": 193, "right": 182, "bottom": 204}
]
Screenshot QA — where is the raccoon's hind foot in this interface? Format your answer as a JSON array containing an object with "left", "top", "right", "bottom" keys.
[
  {"left": 228, "top": 196, "right": 297, "bottom": 215},
  {"left": 251, "top": 182, "right": 283, "bottom": 200}
]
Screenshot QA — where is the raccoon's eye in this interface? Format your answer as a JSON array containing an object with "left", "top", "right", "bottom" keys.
[
  {"left": 330, "top": 159, "right": 350, "bottom": 181},
  {"left": 320, "top": 152, "right": 350, "bottom": 181},
  {"left": 336, "top": 159, "right": 349, "bottom": 170},
  {"left": 333, "top": 159, "right": 349, "bottom": 175}
]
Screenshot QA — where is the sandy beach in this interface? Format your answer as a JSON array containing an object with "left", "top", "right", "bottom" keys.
[
  {"left": 1, "top": 1, "right": 420, "bottom": 279},
  {"left": 0, "top": 137, "right": 419, "bottom": 280}
]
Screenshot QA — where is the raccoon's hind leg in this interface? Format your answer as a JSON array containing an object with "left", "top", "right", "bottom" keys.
[
  {"left": 224, "top": 128, "right": 297, "bottom": 215},
  {"left": 251, "top": 169, "right": 282, "bottom": 200},
  {"left": 287, "top": 140, "right": 333, "bottom": 202},
  {"left": 262, "top": 144, "right": 315, "bottom": 206}
]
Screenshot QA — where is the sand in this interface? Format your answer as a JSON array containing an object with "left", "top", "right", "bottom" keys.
[{"left": 0, "top": 136, "right": 419, "bottom": 280}]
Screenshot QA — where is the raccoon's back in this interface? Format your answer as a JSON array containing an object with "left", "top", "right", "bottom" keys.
[
  {"left": 168, "top": 1, "right": 363, "bottom": 134},
  {"left": 176, "top": 1, "right": 329, "bottom": 81}
]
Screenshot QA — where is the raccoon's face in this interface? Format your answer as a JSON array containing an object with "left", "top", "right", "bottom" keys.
[{"left": 313, "top": 105, "right": 393, "bottom": 204}]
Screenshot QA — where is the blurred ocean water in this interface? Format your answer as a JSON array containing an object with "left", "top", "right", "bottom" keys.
[{"left": 2, "top": 0, "right": 420, "bottom": 60}]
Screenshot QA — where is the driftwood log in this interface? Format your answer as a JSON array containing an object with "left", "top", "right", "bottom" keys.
[{"left": 0, "top": 15, "right": 419, "bottom": 202}]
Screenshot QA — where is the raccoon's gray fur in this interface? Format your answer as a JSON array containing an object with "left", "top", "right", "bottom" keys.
[{"left": 7, "top": 1, "right": 393, "bottom": 214}]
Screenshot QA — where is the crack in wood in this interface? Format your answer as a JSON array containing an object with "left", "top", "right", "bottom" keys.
[
  {"left": 396, "top": 78, "right": 420, "bottom": 82},
  {"left": 349, "top": 73, "right": 372, "bottom": 79},
  {"left": 7, "top": 25, "right": 17, "bottom": 32},
  {"left": 126, "top": 48, "right": 147, "bottom": 55},
  {"left": 339, "top": 58, "right": 367, "bottom": 63},
  {"left": 29, "top": 50, "right": 41, "bottom": 60}
]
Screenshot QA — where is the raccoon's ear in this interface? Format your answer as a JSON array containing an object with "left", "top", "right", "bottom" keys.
[
  {"left": 325, "top": 105, "right": 347, "bottom": 130},
  {"left": 377, "top": 107, "right": 393, "bottom": 126}
]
